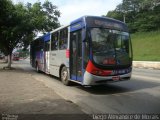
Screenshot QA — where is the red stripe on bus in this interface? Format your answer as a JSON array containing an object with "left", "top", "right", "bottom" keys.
[
  {"left": 66, "top": 49, "right": 70, "bottom": 58},
  {"left": 86, "top": 60, "right": 112, "bottom": 76}
]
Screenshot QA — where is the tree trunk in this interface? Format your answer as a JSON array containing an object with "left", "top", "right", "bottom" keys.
[{"left": 7, "top": 54, "right": 12, "bottom": 68}]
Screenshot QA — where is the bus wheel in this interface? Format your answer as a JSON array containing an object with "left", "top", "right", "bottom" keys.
[{"left": 61, "top": 66, "right": 70, "bottom": 86}]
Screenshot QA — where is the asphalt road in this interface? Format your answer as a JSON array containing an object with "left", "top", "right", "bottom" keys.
[{"left": 15, "top": 59, "right": 160, "bottom": 114}]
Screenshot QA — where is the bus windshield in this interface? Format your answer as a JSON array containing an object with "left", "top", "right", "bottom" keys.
[{"left": 91, "top": 28, "right": 132, "bottom": 66}]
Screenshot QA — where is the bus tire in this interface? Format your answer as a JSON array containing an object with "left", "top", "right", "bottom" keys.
[{"left": 61, "top": 66, "right": 70, "bottom": 86}]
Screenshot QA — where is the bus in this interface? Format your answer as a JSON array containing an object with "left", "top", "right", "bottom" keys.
[
  {"left": 13, "top": 52, "right": 20, "bottom": 61},
  {"left": 30, "top": 16, "right": 133, "bottom": 86}
]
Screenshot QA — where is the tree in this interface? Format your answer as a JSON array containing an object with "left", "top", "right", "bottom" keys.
[
  {"left": 105, "top": 0, "right": 160, "bottom": 33},
  {"left": 0, "top": 0, "right": 60, "bottom": 68},
  {"left": 107, "top": 10, "right": 123, "bottom": 22},
  {"left": 0, "top": 0, "right": 17, "bottom": 65}
]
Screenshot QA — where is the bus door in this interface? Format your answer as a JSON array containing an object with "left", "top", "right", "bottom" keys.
[
  {"left": 44, "top": 41, "right": 50, "bottom": 73},
  {"left": 70, "top": 30, "right": 83, "bottom": 82}
]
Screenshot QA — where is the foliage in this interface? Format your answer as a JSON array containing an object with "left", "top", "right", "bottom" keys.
[
  {"left": 106, "top": 0, "right": 160, "bottom": 33},
  {"left": 131, "top": 31, "right": 160, "bottom": 61},
  {"left": 0, "top": 0, "right": 15, "bottom": 55},
  {"left": 0, "top": 0, "right": 60, "bottom": 67}
]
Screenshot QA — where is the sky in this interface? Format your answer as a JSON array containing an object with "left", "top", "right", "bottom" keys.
[{"left": 12, "top": 0, "right": 122, "bottom": 25}]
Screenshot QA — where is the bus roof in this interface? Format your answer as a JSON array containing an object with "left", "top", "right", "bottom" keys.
[
  {"left": 42, "top": 32, "right": 50, "bottom": 42},
  {"left": 33, "top": 32, "right": 50, "bottom": 42},
  {"left": 50, "top": 25, "right": 69, "bottom": 34},
  {"left": 70, "top": 15, "right": 125, "bottom": 25},
  {"left": 50, "top": 16, "right": 128, "bottom": 34},
  {"left": 70, "top": 16, "right": 128, "bottom": 31},
  {"left": 42, "top": 16, "right": 128, "bottom": 37}
]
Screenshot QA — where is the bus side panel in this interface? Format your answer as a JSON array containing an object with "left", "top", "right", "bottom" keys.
[
  {"left": 44, "top": 51, "right": 50, "bottom": 73},
  {"left": 49, "top": 50, "right": 69, "bottom": 78},
  {"left": 56, "top": 50, "right": 69, "bottom": 68},
  {"left": 49, "top": 51, "right": 59, "bottom": 77}
]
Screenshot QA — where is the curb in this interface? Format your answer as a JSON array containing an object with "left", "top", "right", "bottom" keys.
[{"left": 133, "top": 61, "right": 160, "bottom": 70}]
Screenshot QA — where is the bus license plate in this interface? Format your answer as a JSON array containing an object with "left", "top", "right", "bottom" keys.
[{"left": 112, "top": 76, "right": 120, "bottom": 81}]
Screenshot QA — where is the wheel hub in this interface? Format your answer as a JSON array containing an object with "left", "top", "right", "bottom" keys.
[{"left": 62, "top": 71, "right": 67, "bottom": 81}]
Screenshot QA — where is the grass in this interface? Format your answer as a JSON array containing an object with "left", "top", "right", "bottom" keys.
[{"left": 131, "top": 31, "right": 160, "bottom": 61}]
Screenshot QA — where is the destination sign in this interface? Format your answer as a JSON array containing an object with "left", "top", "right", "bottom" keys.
[
  {"left": 86, "top": 17, "right": 128, "bottom": 31},
  {"left": 94, "top": 20, "right": 122, "bottom": 30}
]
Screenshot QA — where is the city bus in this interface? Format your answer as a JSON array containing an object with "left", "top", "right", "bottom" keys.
[
  {"left": 30, "top": 16, "right": 133, "bottom": 86},
  {"left": 12, "top": 52, "right": 20, "bottom": 61}
]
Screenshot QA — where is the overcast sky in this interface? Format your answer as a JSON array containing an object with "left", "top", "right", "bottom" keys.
[{"left": 12, "top": 0, "right": 122, "bottom": 25}]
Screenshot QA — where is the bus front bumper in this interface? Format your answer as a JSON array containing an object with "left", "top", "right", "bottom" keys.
[{"left": 83, "top": 71, "right": 132, "bottom": 85}]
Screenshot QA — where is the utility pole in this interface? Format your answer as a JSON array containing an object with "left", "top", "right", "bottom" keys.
[{"left": 123, "top": 14, "right": 126, "bottom": 23}]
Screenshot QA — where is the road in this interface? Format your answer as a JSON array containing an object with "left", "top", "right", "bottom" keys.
[{"left": 15, "top": 59, "right": 160, "bottom": 114}]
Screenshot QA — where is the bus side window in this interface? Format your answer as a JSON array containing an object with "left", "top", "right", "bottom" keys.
[
  {"left": 51, "top": 32, "right": 58, "bottom": 50},
  {"left": 59, "top": 28, "right": 68, "bottom": 50}
]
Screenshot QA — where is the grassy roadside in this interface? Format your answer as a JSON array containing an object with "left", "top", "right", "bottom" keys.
[{"left": 131, "top": 31, "right": 160, "bottom": 61}]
